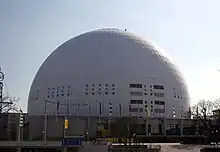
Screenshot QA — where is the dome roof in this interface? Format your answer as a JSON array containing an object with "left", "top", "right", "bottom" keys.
[{"left": 28, "top": 28, "right": 190, "bottom": 118}]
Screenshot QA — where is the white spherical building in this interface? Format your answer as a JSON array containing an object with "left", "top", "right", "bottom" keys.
[{"left": 28, "top": 28, "right": 190, "bottom": 118}]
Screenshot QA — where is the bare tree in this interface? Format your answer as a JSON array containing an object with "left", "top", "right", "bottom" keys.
[
  {"left": 191, "top": 99, "right": 218, "bottom": 118},
  {"left": 0, "top": 96, "right": 19, "bottom": 113}
]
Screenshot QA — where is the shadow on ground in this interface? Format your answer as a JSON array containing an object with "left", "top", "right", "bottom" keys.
[{"left": 170, "top": 144, "right": 205, "bottom": 150}]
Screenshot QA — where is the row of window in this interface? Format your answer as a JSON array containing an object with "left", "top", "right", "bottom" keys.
[
  {"left": 130, "top": 100, "right": 143, "bottom": 104},
  {"left": 130, "top": 91, "right": 164, "bottom": 97},
  {"left": 154, "top": 100, "right": 165, "bottom": 105},
  {"left": 85, "top": 84, "right": 116, "bottom": 87},
  {"left": 47, "top": 93, "right": 71, "bottom": 99},
  {"left": 129, "top": 84, "right": 164, "bottom": 90},
  {"left": 48, "top": 89, "right": 70, "bottom": 95},
  {"left": 85, "top": 92, "right": 116, "bottom": 95},
  {"left": 154, "top": 92, "right": 164, "bottom": 97},
  {"left": 129, "top": 107, "right": 154, "bottom": 113},
  {"left": 130, "top": 100, "right": 165, "bottom": 105},
  {"left": 129, "top": 108, "right": 144, "bottom": 112},
  {"left": 48, "top": 86, "right": 71, "bottom": 91},
  {"left": 85, "top": 88, "right": 116, "bottom": 91}
]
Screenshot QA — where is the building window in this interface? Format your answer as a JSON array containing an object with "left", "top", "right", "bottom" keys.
[
  {"left": 150, "top": 93, "right": 153, "bottom": 96},
  {"left": 129, "top": 108, "right": 143, "bottom": 112},
  {"left": 130, "top": 92, "right": 143, "bottom": 96},
  {"left": 144, "top": 93, "right": 147, "bottom": 95},
  {"left": 92, "top": 92, "right": 95, "bottom": 95},
  {"left": 139, "top": 108, "right": 143, "bottom": 112},
  {"left": 151, "top": 105, "right": 153, "bottom": 108},
  {"left": 154, "top": 100, "right": 165, "bottom": 105},
  {"left": 155, "top": 109, "right": 165, "bottom": 113},
  {"left": 105, "top": 92, "right": 108, "bottom": 95},
  {"left": 105, "top": 84, "right": 108, "bottom": 87},
  {"left": 112, "top": 92, "right": 115, "bottom": 95},
  {"left": 92, "top": 88, "right": 95, "bottom": 91},
  {"left": 154, "top": 92, "right": 164, "bottom": 97},
  {"left": 47, "top": 96, "right": 49, "bottom": 98},
  {"left": 61, "top": 94, "right": 64, "bottom": 96},
  {"left": 105, "top": 88, "right": 108, "bottom": 91},
  {"left": 98, "top": 92, "right": 101, "bottom": 95},
  {"left": 153, "top": 85, "right": 164, "bottom": 90},
  {"left": 112, "top": 88, "right": 115, "bottom": 90},
  {"left": 129, "top": 84, "right": 142, "bottom": 88},
  {"left": 151, "top": 101, "right": 153, "bottom": 104},
  {"left": 150, "top": 85, "right": 152, "bottom": 88},
  {"left": 67, "top": 93, "right": 70, "bottom": 96},
  {"left": 99, "top": 84, "right": 102, "bottom": 87},
  {"left": 98, "top": 88, "right": 102, "bottom": 91},
  {"left": 68, "top": 85, "right": 71, "bottom": 88},
  {"left": 130, "top": 100, "right": 143, "bottom": 104},
  {"left": 112, "top": 84, "right": 115, "bottom": 87},
  {"left": 85, "top": 88, "right": 88, "bottom": 91},
  {"left": 144, "top": 85, "right": 146, "bottom": 88},
  {"left": 52, "top": 95, "right": 54, "bottom": 98},
  {"left": 145, "top": 101, "right": 147, "bottom": 104},
  {"left": 85, "top": 92, "right": 88, "bottom": 95},
  {"left": 92, "top": 84, "right": 95, "bottom": 87}
]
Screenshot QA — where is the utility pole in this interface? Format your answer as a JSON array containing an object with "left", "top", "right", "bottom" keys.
[
  {"left": 180, "top": 106, "right": 183, "bottom": 136},
  {"left": 108, "top": 102, "right": 112, "bottom": 137},
  {"left": 0, "top": 68, "right": 4, "bottom": 113},
  {"left": 44, "top": 100, "right": 48, "bottom": 145}
]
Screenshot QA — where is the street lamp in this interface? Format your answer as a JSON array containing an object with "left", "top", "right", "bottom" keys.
[
  {"left": 17, "top": 109, "right": 23, "bottom": 152},
  {"left": 18, "top": 109, "right": 24, "bottom": 142}
]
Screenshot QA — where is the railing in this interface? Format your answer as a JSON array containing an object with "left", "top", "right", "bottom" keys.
[{"left": 0, "top": 141, "right": 82, "bottom": 148}]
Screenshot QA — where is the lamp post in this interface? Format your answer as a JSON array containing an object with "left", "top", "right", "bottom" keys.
[{"left": 17, "top": 109, "right": 23, "bottom": 152}]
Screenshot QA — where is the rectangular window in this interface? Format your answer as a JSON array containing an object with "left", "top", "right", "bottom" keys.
[
  {"left": 154, "top": 92, "right": 164, "bottom": 97},
  {"left": 130, "top": 92, "right": 143, "bottom": 96},
  {"left": 153, "top": 85, "right": 164, "bottom": 90},
  {"left": 130, "top": 100, "right": 143, "bottom": 104},
  {"left": 155, "top": 109, "right": 165, "bottom": 113},
  {"left": 129, "top": 108, "right": 143, "bottom": 112},
  {"left": 129, "top": 84, "right": 142, "bottom": 88},
  {"left": 139, "top": 108, "right": 143, "bottom": 112},
  {"left": 154, "top": 100, "right": 165, "bottom": 105}
]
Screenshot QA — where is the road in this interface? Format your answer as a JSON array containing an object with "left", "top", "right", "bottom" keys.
[{"left": 161, "top": 144, "right": 205, "bottom": 152}]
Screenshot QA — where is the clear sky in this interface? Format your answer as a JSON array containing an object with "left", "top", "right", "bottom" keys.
[{"left": 1, "top": 0, "right": 220, "bottom": 112}]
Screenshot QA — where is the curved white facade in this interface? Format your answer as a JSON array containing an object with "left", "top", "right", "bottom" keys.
[{"left": 28, "top": 28, "right": 190, "bottom": 118}]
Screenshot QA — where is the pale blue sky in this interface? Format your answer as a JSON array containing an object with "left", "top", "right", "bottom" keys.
[{"left": 1, "top": 0, "right": 220, "bottom": 111}]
